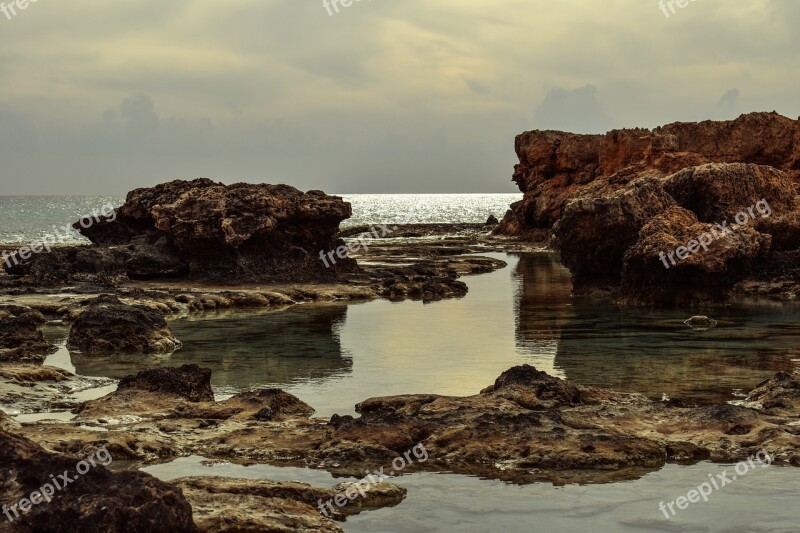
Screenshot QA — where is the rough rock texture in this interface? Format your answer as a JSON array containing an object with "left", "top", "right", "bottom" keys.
[
  {"left": 3, "top": 247, "right": 130, "bottom": 287},
  {"left": 496, "top": 112, "right": 800, "bottom": 233},
  {"left": 663, "top": 163, "right": 800, "bottom": 250},
  {"left": 0, "top": 306, "right": 57, "bottom": 363},
  {"left": 67, "top": 296, "right": 182, "bottom": 355},
  {"left": 117, "top": 364, "right": 213, "bottom": 402},
  {"left": 622, "top": 206, "right": 772, "bottom": 304},
  {"left": 19, "top": 365, "right": 800, "bottom": 486},
  {"left": 552, "top": 178, "right": 676, "bottom": 288},
  {"left": 496, "top": 113, "right": 800, "bottom": 303},
  {"left": 0, "top": 429, "right": 196, "bottom": 532},
  {"left": 81, "top": 179, "right": 357, "bottom": 282},
  {"left": 171, "top": 477, "right": 406, "bottom": 531},
  {"left": 173, "top": 477, "right": 344, "bottom": 532},
  {"left": 4, "top": 179, "right": 357, "bottom": 285}
]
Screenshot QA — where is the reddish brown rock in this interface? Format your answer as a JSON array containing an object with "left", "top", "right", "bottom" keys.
[
  {"left": 552, "top": 178, "right": 676, "bottom": 289},
  {"left": 622, "top": 206, "right": 772, "bottom": 305},
  {"left": 497, "top": 112, "right": 800, "bottom": 234},
  {"left": 663, "top": 163, "right": 800, "bottom": 250}
]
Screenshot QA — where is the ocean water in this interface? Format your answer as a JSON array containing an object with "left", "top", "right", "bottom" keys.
[{"left": 0, "top": 194, "right": 521, "bottom": 245}]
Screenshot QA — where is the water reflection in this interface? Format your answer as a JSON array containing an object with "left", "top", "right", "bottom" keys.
[
  {"left": 54, "top": 252, "right": 800, "bottom": 416},
  {"left": 70, "top": 305, "right": 353, "bottom": 393},
  {"left": 511, "top": 253, "right": 800, "bottom": 402}
]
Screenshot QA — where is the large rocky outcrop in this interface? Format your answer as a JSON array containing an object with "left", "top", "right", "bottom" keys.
[
  {"left": 0, "top": 429, "right": 196, "bottom": 532},
  {"left": 496, "top": 113, "right": 800, "bottom": 304},
  {"left": 622, "top": 206, "right": 772, "bottom": 304},
  {"left": 5, "top": 179, "right": 357, "bottom": 284},
  {"left": 552, "top": 178, "right": 676, "bottom": 288},
  {"left": 496, "top": 112, "right": 800, "bottom": 233}
]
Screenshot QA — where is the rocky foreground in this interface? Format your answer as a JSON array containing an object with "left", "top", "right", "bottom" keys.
[
  {"left": 496, "top": 112, "right": 800, "bottom": 304},
  {"left": 1, "top": 362, "right": 799, "bottom": 530}
]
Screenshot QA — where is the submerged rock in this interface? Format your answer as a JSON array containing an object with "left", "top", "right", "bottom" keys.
[
  {"left": 683, "top": 316, "right": 719, "bottom": 331},
  {"left": 67, "top": 296, "right": 182, "bottom": 355}
]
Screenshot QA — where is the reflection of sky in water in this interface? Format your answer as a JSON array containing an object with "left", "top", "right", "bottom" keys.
[
  {"left": 48, "top": 252, "right": 800, "bottom": 418},
  {"left": 143, "top": 456, "right": 800, "bottom": 533}
]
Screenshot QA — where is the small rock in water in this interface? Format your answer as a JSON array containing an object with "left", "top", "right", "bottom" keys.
[
  {"left": 485, "top": 214, "right": 499, "bottom": 226},
  {"left": 684, "top": 315, "right": 718, "bottom": 331}
]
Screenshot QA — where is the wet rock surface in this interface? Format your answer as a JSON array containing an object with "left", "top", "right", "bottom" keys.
[
  {"left": 172, "top": 476, "right": 406, "bottom": 531},
  {"left": 13, "top": 364, "right": 800, "bottom": 487},
  {"left": 0, "top": 428, "right": 197, "bottom": 532},
  {"left": 67, "top": 296, "right": 182, "bottom": 355},
  {"left": 0, "top": 306, "right": 56, "bottom": 364}
]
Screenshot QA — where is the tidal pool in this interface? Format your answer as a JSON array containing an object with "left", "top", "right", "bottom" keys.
[{"left": 58, "top": 252, "right": 800, "bottom": 416}]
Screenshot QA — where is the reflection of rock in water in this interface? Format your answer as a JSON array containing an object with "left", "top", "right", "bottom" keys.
[
  {"left": 512, "top": 253, "right": 799, "bottom": 403},
  {"left": 552, "top": 301, "right": 799, "bottom": 403},
  {"left": 71, "top": 305, "right": 353, "bottom": 391},
  {"left": 511, "top": 253, "right": 574, "bottom": 375}
]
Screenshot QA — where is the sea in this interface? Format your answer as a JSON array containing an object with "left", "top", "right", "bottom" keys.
[
  {"left": 3, "top": 194, "right": 800, "bottom": 532},
  {"left": 0, "top": 194, "right": 522, "bottom": 246}
]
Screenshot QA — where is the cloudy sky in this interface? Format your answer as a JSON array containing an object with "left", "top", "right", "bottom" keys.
[{"left": 1, "top": 0, "right": 798, "bottom": 195}]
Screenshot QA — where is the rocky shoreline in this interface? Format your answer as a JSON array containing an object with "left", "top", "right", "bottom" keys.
[
  {"left": 3, "top": 114, "right": 800, "bottom": 529},
  {"left": 0, "top": 182, "right": 526, "bottom": 531}
]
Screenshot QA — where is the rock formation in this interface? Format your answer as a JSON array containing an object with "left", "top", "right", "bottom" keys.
[
  {"left": 67, "top": 296, "right": 182, "bottom": 355},
  {"left": 0, "top": 306, "right": 57, "bottom": 364},
  {"left": 15, "top": 364, "right": 800, "bottom": 487},
  {"left": 0, "top": 429, "right": 196, "bottom": 532},
  {"left": 496, "top": 113, "right": 800, "bottom": 304},
  {"left": 5, "top": 179, "right": 358, "bottom": 285}
]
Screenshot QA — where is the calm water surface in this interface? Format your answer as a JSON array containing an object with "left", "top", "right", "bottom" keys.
[
  {"left": 142, "top": 456, "right": 800, "bottom": 533},
  {"left": 51, "top": 252, "right": 800, "bottom": 416},
  {"left": 36, "top": 251, "right": 800, "bottom": 532}
]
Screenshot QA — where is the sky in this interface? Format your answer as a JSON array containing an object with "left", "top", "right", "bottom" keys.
[{"left": 0, "top": 0, "right": 798, "bottom": 195}]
